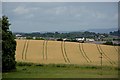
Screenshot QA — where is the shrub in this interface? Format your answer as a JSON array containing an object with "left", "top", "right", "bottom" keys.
[
  {"left": 17, "top": 62, "right": 33, "bottom": 66},
  {"left": 57, "top": 38, "right": 63, "bottom": 41},
  {"left": 103, "top": 41, "right": 113, "bottom": 45}
]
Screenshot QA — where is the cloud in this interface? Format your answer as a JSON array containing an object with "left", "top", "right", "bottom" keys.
[
  {"left": 44, "top": 6, "right": 87, "bottom": 17},
  {"left": 25, "top": 14, "right": 34, "bottom": 19},
  {"left": 13, "top": 6, "right": 29, "bottom": 15},
  {"left": 48, "top": 6, "right": 107, "bottom": 20},
  {"left": 94, "top": 12, "right": 107, "bottom": 19},
  {"left": 113, "top": 13, "right": 118, "bottom": 20},
  {"left": 44, "top": 6, "right": 68, "bottom": 15},
  {"left": 13, "top": 6, "right": 39, "bottom": 15}
]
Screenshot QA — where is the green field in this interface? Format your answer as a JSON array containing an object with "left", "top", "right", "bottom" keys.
[{"left": 2, "top": 62, "right": 118, "bottom": 78}]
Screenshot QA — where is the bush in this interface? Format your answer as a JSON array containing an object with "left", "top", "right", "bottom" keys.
[
  {"left": 103, "top": 41, "right": 113, "bottom": 45},
  {"left": 35, "top": 37, "right": 44, "bottom": 40},
  {"left": 57, "top": 38, "right": 63, "bottom": 41},
  {"left": 70, "top": 39, "right": 78, "bottom": 42},
  {"left": 17, "top": 62, "right": 33, "bottom": 66}
]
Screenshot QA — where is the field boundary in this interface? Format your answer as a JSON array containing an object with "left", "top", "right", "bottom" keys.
[{"left": 16, "top": 62, "right": 118, "bottom": 70}]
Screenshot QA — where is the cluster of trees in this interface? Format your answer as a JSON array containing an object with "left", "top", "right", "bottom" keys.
[
  {"left": 1, "top": 16, "right": 16, "bottom": 72},
  {"left": 103, "top": 41, "right": 120, "bottom": 46},
  {"left": 110, "top": 30, "right": 120, "bottom": 36}
]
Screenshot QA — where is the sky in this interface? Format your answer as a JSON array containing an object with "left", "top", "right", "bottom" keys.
[{"left": 2, "top": 2, "right": 118, "bottom": 33}]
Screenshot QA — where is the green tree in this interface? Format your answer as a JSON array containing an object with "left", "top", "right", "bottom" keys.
[{"left": 1, "top": 16, "right": 16, "bottom": 72}]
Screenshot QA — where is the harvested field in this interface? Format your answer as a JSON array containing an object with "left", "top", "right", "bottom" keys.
[{"left": 15, "top": 40, "right": 118, "bottom": 67}]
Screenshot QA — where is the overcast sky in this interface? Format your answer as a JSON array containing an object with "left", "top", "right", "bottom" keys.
[{"left": 2, "top": 2, "right": 118, "bottom": 32}]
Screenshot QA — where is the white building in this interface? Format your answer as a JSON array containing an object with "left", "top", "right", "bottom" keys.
[
  {"left": 86, "top": 38, "right": 95, "bottom": 42},
  {"left": 33, "top": 37, "right": 36, "bottom": 40},
  {"left": 16, "top": 37, "right": 26, "bottom": 40},
  {"left": 76, "top": 37, "right": 85, "bottom": 41},
  {"left": 16, "top": 34, "right": 26, "bottom": 39},
  {"left": 16, "top": 34, "right": 22, "bottom": 37},
  {"left": 63, "top": 38, "right": 67, "bottom": 41}
]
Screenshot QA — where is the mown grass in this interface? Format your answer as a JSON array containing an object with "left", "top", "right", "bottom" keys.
[{"left": 2, "top": 62, "right": 119, "bottom": 78}]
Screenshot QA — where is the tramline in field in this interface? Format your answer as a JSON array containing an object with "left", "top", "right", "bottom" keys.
[{"left": 15, "top": 40, "right": 118, "bottom": 66}]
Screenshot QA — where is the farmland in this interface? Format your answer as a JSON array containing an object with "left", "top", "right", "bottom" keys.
[
  {"left": 15, "top": 39, "right": 118, "bottom": 67},
  {"left": 2, "top": 39, "right": 119, "bottom": 78}
]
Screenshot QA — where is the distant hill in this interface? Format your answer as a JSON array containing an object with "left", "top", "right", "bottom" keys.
[{"left": 88, "top": 28, "right": 118, "bottom": 33}]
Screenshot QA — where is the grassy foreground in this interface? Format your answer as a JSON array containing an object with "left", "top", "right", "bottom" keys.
[{"left": 2, "top": 62, "right": 118, "bottom": 78}]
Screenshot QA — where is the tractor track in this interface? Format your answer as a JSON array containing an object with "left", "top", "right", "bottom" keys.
[
  {"left": 45, "top": 40, "right": 48, "bottom": 60},
  {"left": 80, "top": 43, "right": 92, "bottom": 63},
  {"left": 113, "top": 46, "right": 119, "bottom": 57},
  {"left": 42, "top": 40, "right": 45, "bottom": 60},
  {"left": 42, "top": 40, "right": 48, "bottom": 60},
  {"left": 22, "top": 40, "right": 27, "bottom": 60},
  {"left": 78, "top": 43, "right": 89, "bottom": 63},
  {"left": 63, "top": 41, "right": 70, "bottom": 63},
  {"left": 114, "top": 46, "right": 118, "bottom": 52},
  {"left": 22, "top": 40, "right": 29, "bottom": 60},
  {"left": 96, "top": 44, "right": 116, "bottom": 65},
  {"left": 61, "top": 41, "right": 67, "bottom": 63},
  {"left": 24, "top": 40, "right": 29, "bottom": 60},
  {"left": 61, "top": 41, "right": 70, "bottom": 63}
]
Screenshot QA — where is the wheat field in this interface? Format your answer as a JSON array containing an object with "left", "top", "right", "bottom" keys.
[{"left": 15, "top": 40, "right": 118, "bottom": 67}]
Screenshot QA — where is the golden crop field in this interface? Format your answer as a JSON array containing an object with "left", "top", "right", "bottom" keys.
[{"left": 15, "top": 40, "right": 118, "bottom": 67}]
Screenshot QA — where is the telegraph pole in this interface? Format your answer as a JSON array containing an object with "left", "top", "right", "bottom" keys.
[{"left": 100, "top": 52, "right": 103, "bottom": 76}]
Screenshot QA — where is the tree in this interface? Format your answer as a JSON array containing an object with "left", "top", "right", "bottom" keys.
[{"left": 1, "top": 16, "right": 16, "bottom": 72}]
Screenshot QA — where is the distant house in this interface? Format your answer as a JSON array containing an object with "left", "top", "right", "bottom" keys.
[
  {"left": 33, "top": 37, "right": 36, "bottom": 40},
  {"left": 100, "top": 35, "right": 105, "bottom": 37},
  {"left": 16, "top": 34, "right": 22, "bottom": 37},
  {"left": 112, "top": 41, "right": 120, "bottom": 45},
  {"left": 16, "top": 34, "right": 26, "bottom": 39},
  {"left": 63, "top": 38, "right": 67, "bottom": 41},
  {"left": 48, "top": 37, "right": 56, "bottom": 41},
  {"left": 76, "top": 37, "right": 85, "bottom": 41},
  {"left": 86, "top": 38, "right": 95, "bottom": 42}
]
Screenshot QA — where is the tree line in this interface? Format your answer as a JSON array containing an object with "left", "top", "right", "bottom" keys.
[{"left": 14, "top": 31, "right": 109, "bottom": 40}]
